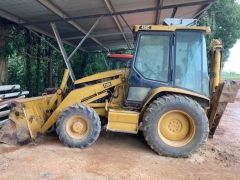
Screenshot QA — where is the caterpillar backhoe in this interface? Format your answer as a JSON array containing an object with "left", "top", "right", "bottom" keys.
[{"left": 0, "top": 19, "right": 239, "bottom": 157}]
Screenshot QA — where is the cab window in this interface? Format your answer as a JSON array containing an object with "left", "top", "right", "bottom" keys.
[
  {"left": 134, "top": 34, "right": 170, "bottom": 82},
  {"left": 175, "top": 31, "right": 209, "bottom": 96}
]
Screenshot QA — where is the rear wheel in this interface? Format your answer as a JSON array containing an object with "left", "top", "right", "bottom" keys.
[
  {"left": 56, "top": 104, "right": 101, "bottom": 148},
  {"left": 142, "top": 95, "right": 209, "bottom": 157}
]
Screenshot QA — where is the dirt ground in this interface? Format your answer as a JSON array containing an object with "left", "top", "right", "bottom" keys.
[{"left": 0, "top": 91, "right": 240, "bottom": 180}]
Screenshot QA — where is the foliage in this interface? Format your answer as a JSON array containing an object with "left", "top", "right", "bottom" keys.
[
  {"left": 200, "top": 0, "right": 240, "bottom": 62},
  {"left": 4, "top": 25, "right": 112, "bottom": 96}
]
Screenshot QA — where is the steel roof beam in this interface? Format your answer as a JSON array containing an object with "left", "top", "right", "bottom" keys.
[
  {"left": 155, "top": 0, "right": 163, "bottom": 25},
  {"left": 194, "top": 3, "right": 212, "bottom": 19},
  {"left": 23, "top": 0, "right": 216, "bottom": 25},
  {"left": 67, "top": 16, "right": 102, "bottom": 62},
  {"left": 119, "top": 14, "right": 132, "bottom": 33},
  {"left": 51, "top": 17, "right": 102, "bottom": 82},
  {"left": 0, "top": 8, "right": 74, "bottom": 48},
  {"left": 63, "top": 31, "right": 132, "bottom": 40},
  {"left": 51, "top": 23, "right": 76, "bottom": 82},
  {"left": 171, "top": 7, "right": 178, "bottom": 18},
  {"left": 0, "top": 8, "right": 24, "bottom": 24},
  {"left": 37, "top": 0, "right": 109, "bottom": 51},
  {"left": 103, "top": 0, "right": 131, "bottom": 49}
]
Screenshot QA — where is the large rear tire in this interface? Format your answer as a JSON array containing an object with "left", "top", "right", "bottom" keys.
[
  {"left": 142, "top": 95, "right": 209, "bottom": 157},
  {"left": 56, "top": 104, "right": 101, "bottom": 148}
]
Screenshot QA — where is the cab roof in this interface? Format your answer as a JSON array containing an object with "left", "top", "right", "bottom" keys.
[{"left": 133, "top": 25, "right": 211, "bottom": 34}]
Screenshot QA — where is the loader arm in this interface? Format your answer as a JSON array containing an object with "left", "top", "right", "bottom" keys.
[
  {"left": 0, "top": 68, "right": 127, "bottom": 143},
  {"left": 40, "top": 77, "right": 123, "bottom": 133},
  {"left": 47, "top": 69, "right": 70, "bottom": 109}
]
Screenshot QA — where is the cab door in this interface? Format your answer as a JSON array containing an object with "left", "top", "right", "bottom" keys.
[{"left": 126, "top": 31, "right": 173, "bottom": 106}]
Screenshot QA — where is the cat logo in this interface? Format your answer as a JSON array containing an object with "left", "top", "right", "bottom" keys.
[
  {"left": 139, "top": 25, "right": 151, "bottom": 30},
  {"left": 103, "top": 82, "right": 112, "bottom": 88}
]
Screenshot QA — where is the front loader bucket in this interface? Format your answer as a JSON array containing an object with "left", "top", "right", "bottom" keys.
[
  {"left": 208, "top": 80, "right": 240, "bottom": 137},
  {"left": 0, "top": 120, "right": 30, "bottom": 144},
  {"left": 0, "top": 95, "right": 53, "bottom": 145}
]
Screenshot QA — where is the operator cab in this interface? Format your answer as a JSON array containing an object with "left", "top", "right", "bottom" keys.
[{"left": 126, "top": 21, "right": 210, "bottom": 107}]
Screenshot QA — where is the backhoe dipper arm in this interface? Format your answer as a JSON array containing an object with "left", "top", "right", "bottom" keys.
[
  {"left": 208, "top": 39, "right": 240, "bottom": 137},
  {"left": 210, "top": 39, "right": 223, "bottom": 93}
]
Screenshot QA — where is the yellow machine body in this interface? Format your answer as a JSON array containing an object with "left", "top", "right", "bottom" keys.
[
  {"left": 4, "top": 66, "right": 211, "bottom": 142},
  {"left": 2, "top": 68, "right": 130, "bottom": 142},
  {"left": 133, "top": 25, "right": 211, "bottom": 34},
  {"left": 107, "top": 109, "right": 139, "bottom": 133},
  {"left": 0, "top": 25, "right": 239, "bottom": 145},
  {"left": 142, "top": 87, "right": 210, "bottom": 109}
]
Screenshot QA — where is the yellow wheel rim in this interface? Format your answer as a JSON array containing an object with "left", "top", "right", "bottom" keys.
[
  {"left": 158, "top": 110, "right": 195, "bottom": 147},
  {"left": 66, "top": 116, "right": 89, "bottom": 139}
]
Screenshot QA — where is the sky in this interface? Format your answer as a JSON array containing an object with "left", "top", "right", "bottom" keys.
[
  {"left": 223, "top": 0, "right": 240, "bottom": 73},
  {"left": 223, "top": 40, "right": 240, "bottom": 73}
]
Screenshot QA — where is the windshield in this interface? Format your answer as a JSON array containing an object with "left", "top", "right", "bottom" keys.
[
  {"left": 175, "top": 31, "right": 209, "bottom": 96},
  {"left": 134, "top": 33, "right": 170, "bottom": 82}
]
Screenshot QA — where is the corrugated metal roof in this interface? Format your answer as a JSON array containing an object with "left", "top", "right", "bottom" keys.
[{"left": 0, "top": 0, "right": 215, "bottom": 52}]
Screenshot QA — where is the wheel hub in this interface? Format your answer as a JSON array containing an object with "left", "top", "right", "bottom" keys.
[
  {"left": 72, "top": 122, "right": 85, "bottom": 134},
  {"left": 66, "top": 116, "right": 89, "bottom": 139},
  {"left": 158, "top": 110, "right": 195, "bottom": 147},
  {"left": 168, "top": 119, "right": 182, "bottom": 133}
]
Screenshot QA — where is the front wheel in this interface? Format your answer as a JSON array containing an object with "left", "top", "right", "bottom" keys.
[
  {"left": 56, "top": 104, "right": 101, "bottom": 148},
  {"left": 142, "top": 95, "right": 209, "bottom": 157}
]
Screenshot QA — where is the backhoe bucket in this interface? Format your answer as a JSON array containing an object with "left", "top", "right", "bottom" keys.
[
  {"left": 0, "top": 95, "right": 53, "bottom": 145},
  {"left": 208, "top": 80, "right": 240, "bottom": 137}
]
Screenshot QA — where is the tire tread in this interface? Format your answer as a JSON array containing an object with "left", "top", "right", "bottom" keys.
[
  {"left": 56, "top": 104, "right": 101, "bottom": 148},
  {"left": 142, "top": 94, "right": 209, "bottom": 157}
]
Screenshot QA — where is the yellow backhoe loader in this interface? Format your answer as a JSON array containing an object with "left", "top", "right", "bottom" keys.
[{"left": 0, "top": 20, "right": 239, "bottom": 157}]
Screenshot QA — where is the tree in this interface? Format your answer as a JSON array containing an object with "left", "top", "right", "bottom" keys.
[
  {"left": 25, "top": 30, "right": 33, "bottom": 96},
  {"left": 35, "top": 34, "right": 41, "bottom": 96},
  {"left": 200, "top": 0, "right": 240, "bottom": 62},
  {"left": 0, "top": 18, "right": 12, "bottom": 85}
]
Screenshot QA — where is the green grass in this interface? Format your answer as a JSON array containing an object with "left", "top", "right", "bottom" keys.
[{"left": 221, "top": 74, "right": 240, "bottom": 80}]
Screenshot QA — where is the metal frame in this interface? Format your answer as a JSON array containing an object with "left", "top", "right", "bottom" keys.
[
  {"left": 22, "top": 0, "right": 215, "bottom": 26},
  {"left": 0, "top": 9, "right": 75, "bottom": 48},
  {"left": 103, "top": 0, "right": 131, "bottom": 49},
  {"left": 63, "top": 31, "right": 132, "bottom": 40},
  {"left": 119, "top": 14, "right": 132, "bottom": 33},
  {"left": 0, "top": 0, "right": 215, "bottom": 52},
  {"left": 51, "top": 16, "right": 102, "bottom": 82},
  {"left": 171, "top": 8, "right": 178, "bottom": 18},
  {"left": 194, "top": 3, "right": 213, "bottom": 19},
  {"left": 37, "top": 0, "right": 109, "bottom": 51},
  {"left": 155, "top": 0, "right": 164, "bottom": 25}
]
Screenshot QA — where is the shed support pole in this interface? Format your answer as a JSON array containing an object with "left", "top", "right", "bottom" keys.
[
  {"left": 51, "top": 22, "right": 76, "bottom": 82},
  {"left": 50, "top": 16, "right": 102, "bottom": 82}
]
